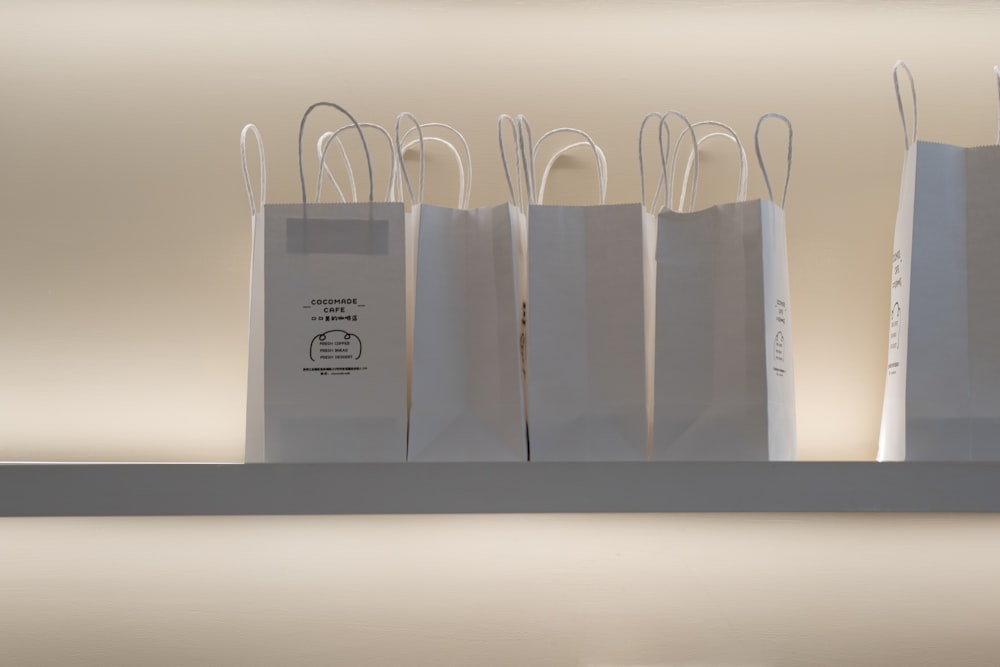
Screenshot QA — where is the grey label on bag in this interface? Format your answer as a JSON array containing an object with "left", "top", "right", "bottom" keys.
[{"left": 286, "top": 218, "right": 388, "bottom": 255}]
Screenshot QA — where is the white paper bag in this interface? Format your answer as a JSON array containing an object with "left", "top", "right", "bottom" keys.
[
  {"left": 498, "top": 115, "right": 532, "bottom": 418},
  {"left": 520, "top": 124, "right": 648, "bottom": 460},
  {"left": 653, "top": 113, "right": 796, "bottom": 461},
  {"left": 878, "top": 63, "right": 1000, "bottom": 461},
  {"left": 639, "top": 113, "right": 753, "bottom": 460},
  {"left": 240, "top": 123, "right": 267, "bottom": 463},
  {"left": 398, "top": 115, "right": 527, "bottom": 461},
  {"left": 252, "top": 102, "right": 406, "bottom": 462}
]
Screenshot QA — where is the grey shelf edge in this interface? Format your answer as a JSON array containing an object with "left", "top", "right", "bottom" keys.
[{"left": 1, "top": 462, "right": 1000, "bottom": 516}]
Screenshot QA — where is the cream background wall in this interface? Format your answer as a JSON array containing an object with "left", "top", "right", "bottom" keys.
[
  {"left": 2, "top": 513, "right": 1000, "bottom": 666},
  {"left": 3, "top": 2, "right": 1000, "bottom": 666}
]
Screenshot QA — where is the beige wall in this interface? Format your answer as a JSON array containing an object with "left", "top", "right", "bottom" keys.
[{"left": 2, "top": 513, "right": 1000, "bottom": 666}]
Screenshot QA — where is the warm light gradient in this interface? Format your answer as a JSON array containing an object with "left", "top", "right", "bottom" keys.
[
  {"left": 2, "top": 0, "right": 1000, "bottom": 460},
  {"left": 5, "top": 3, "right": 1000, "bottom": 662},
  {"left": 2, "top": 513, "right": 1000, "bottom": 666}
]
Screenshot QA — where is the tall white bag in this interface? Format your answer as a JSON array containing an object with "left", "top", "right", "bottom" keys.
[
  {"left": 640, "top": 113, "right": 752, "bottom": 460},
  {"left": 653, "top": 113, "right": 797, "bottom": 461},
  {"left": 250, "top": 102, "right": 407, "bottom": 462},
  {"left": 399, "top": 114, "right": 527, "bottom": 461},
  {"left": 878, "top": 63, "right": 1000, "bottom": 461},
  {"left": 241, "top": 123, "right": 267, "bottom": 463},
  {"left": 521, "top": 123, "right": 649, "bottom": 461}
]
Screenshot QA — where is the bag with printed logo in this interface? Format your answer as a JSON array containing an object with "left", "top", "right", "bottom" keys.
[{"left": 242, "top": 103, "right": 407, "bottom": 462}]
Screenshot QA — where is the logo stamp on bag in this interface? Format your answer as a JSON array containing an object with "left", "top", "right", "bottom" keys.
[{"left": 300, "top": 297, "right": 369, "bottom": 376}]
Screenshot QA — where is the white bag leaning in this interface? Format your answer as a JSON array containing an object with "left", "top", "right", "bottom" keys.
[
  {"left": 399, "top": 114, "right": 527, "bottom": 461},
  {"left": 652, "top": 112, "right": 797, "bottom": 460},
  {"left": 241, "top": 123, "right": 267, "bottom": 463},
  {"left": 519, "top": 122, "right": 649, "bottom": 460},
  {"left": 244, "top": 102, "right": 407, "bottom": 462},
  {"left": 878, "top": 63, "right": 1000, "bottom": 461}
]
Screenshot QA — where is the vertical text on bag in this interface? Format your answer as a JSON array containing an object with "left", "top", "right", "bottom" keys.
[
  {"left": 302, "top": 297, "right": 368, "bottom": 376},
  {"left": 773, "top": 298, "right": 788, "bottom": 375}
]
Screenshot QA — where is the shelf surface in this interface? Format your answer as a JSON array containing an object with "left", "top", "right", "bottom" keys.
[{"left": 1, "top": 461, "right": 999, "bottom": 516}]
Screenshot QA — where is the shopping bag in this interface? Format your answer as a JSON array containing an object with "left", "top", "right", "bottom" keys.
[
  {"left": 396, "top": 117, "right": 474, "bottom": 416},
  {"left": 878, "top": 62, "right": 1000, "bottom": 461},
  {"left": 653, "top": 112, "right": 797, "bottom": 461},
  {"left": 240, "top": 123, "right": 267, "bottom": 463},
  {"left": 639, "top": 113, "right": 753, "bottom": 460},
  {"left": 498, "top": 114, "right": 532, "bottom": 417},
  {"left": 521, "top": 123, "right": 649, "bottom": 460},
  {"left": 398, "top": 114, "right": 527, "bottom": 461},
  {"left": 254, "top": 102, "right": 406, "bottom": 462}
]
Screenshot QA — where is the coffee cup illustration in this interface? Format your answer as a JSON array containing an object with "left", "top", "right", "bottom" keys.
[{"left": 309, "top": 330, "right": 362, "bottom": 362}]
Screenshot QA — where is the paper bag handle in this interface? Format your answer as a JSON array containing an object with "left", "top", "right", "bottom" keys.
[
  {"left": 537, "top": 138, "right": 608, "bottom": 205},
  {"left": 754, "top": 113, "right": 793, "bottom": 208},
  {"left": 531, "top": 127, "right": 607, "bottom": 205},
  {"left": 657, "top": 111, "right": 699, "bottom": 213},
  {"left": 498, "top": 114, "right": 526, "bottom": 211},
  {"left": 317, "top": 123, "right": 397, "bottom": 203},
  {"left": 394, "top": 112, "right": 428, "bottom": 206},
  {"left": 298, "top": 102, "right": 373, "bottom": 211},
  {"left": 240, "top": 123, "right": 266, "bottom": 218},
  {"left": 893, "top": 60, "right": 918, "bottom": 150},
  {"left": 677, "top": 133, "right": 746, "bottom": 210},
  {"left": 515, "top": 114, "right": 537, "bottom": 206},
  {"left": 674, "top": 121, "right": 749, "bottom": 210},
  {"left": 398, "top": 122, "right": 473, "bottom": 208},
  {"left": 639, "top": 112, "right": 668, "bottom": 214},
  {"left": 400, "top": 138, "right": 469, "bottom": 208},
  {"left": 316, "top": 131, "right": 351, "bottom": 203}
]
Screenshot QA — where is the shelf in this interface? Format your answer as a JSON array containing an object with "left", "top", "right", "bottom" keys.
[{"left": 1, "top": 462, "right": 999, "bottom": 516}]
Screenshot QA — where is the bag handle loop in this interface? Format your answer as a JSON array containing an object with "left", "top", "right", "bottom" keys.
[
  {"left": 639, "top": 111, "right": 667, "bottom": 214},
  {"left": 316, "top": 123, "right": 397, "bottom": 203},
  {"left": 400, "top": 137, "right": 468, "bottom": 208},
  {"left": 240, "top": 123, "right": 266, "bottom": 218},
  {"left": 754, "top": 112, "right": 793, "bottom": 208},
  {"left": 538, "top": 139, "right": 608, "bottom": 205},
  {"left": 498, "top": 114, "right": 526, "bottom": 211},
  {"left": 316, "top": 131, "right": 352, "bottom": 203},
  {"left": 515, "top": 114, "right": 537, "bottom": 206},
  {"left": 394, "top": 112, "right": 427, "bottom": 206},
  {"left": 531, "top": 127, "right": 607, "bottom": 205},
  {"left": 298, "top": 102, "right": 372, "bottom": 216},
  {"left": 657, "top": 111, "right": 699, "bottom": 213},
  {"left": 674, "top": 121, "right": 749, "bottom": 210},
  {"left": 399, "top": 122, "right": 473, "bottom": 208},
  {"left": 893, "top": 60, "right": 918, "bottom": 150}
]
